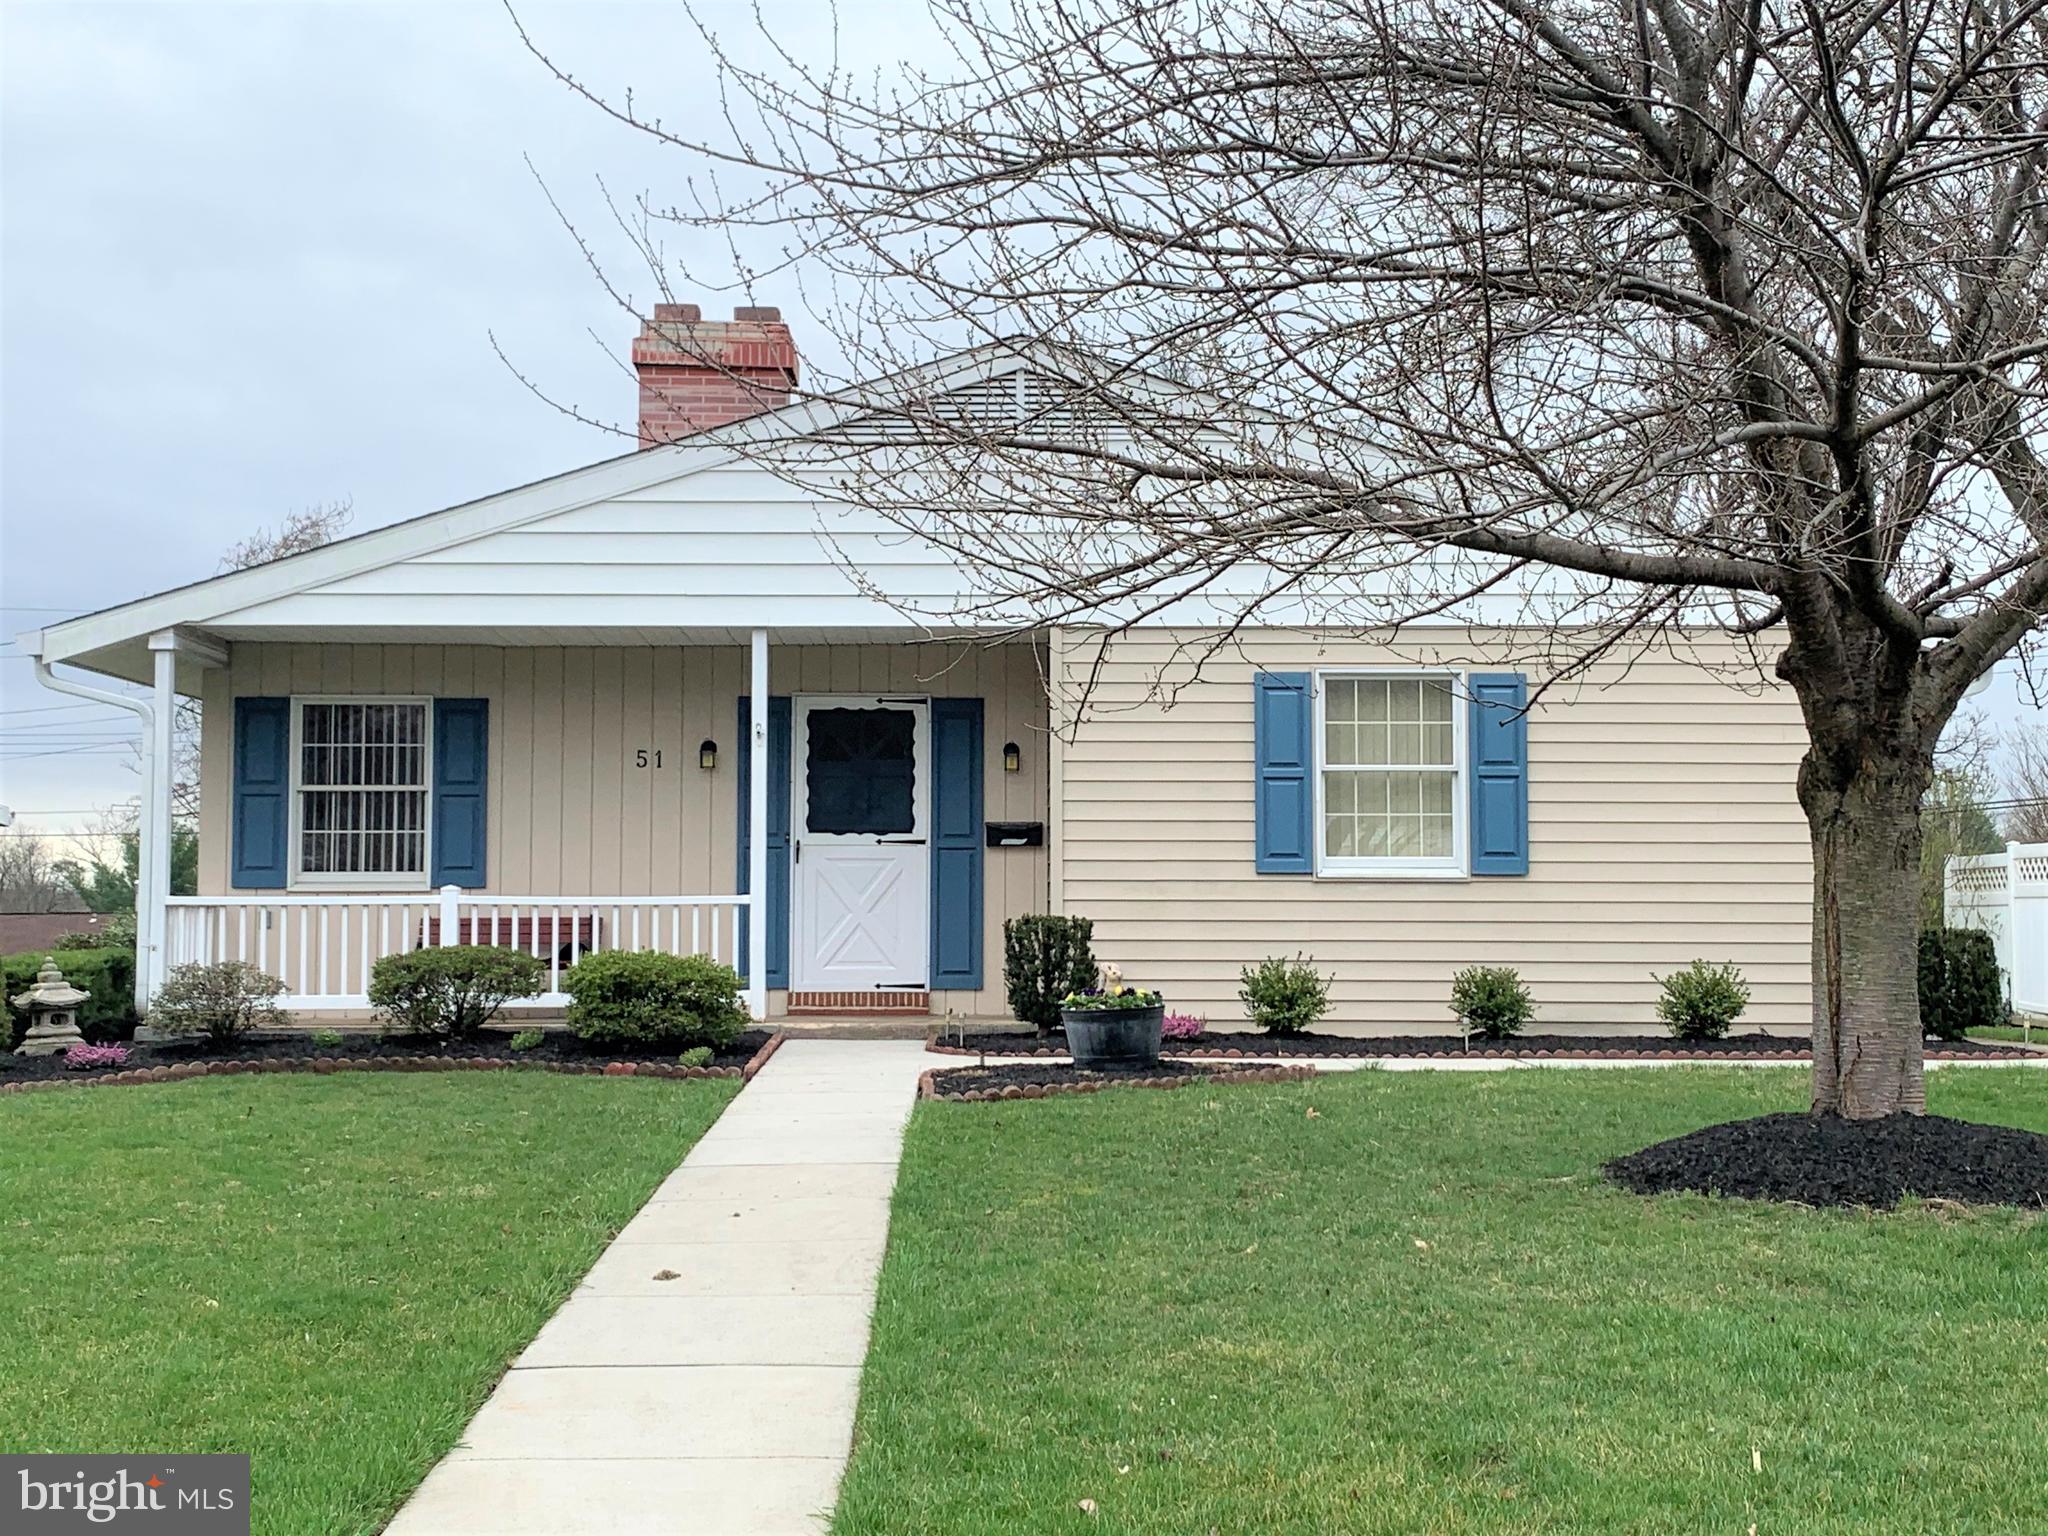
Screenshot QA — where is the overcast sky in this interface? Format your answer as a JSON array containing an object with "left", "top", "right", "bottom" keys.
[
  {"left": 0, "top": 0, "right": 860, "bottom": 829},
  {"left": 2, "top": 0, "right": 2042, "bottom": 837}
]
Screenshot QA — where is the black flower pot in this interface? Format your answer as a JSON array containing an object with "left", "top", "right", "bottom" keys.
[{"left": 1060, "top": 1003, "right": 1165, "bottom": 1067}]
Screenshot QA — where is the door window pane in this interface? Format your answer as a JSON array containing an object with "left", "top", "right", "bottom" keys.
[{"left": 805, "top": 708, "right": 916, "bottom": 834}]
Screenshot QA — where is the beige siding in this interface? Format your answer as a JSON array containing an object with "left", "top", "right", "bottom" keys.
[
  {"left": 200, "top": 640, "right": 1051, "bottom": 1017},
  {"left": 1050, "top": 628, "right": 1812, "bottom": 1029}
]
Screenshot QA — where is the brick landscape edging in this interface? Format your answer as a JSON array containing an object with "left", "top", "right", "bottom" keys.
[
  {"left": 922, "top": 1039, "right": 2032, "bottom": 1063},
  {"left": 918, "top": 1062, "right": 1317, "bottom": 1102},
  {"left": 0, "top": 1031, "right": 789, "bottom": 1097}
]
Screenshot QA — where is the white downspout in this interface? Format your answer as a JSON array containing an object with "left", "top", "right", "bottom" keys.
[
  {"left": 747, "top": 626, "right": 770, "bottom": 1020},
  {"left": 29, "top": 650, "right": 157, "bottom": 1013}
]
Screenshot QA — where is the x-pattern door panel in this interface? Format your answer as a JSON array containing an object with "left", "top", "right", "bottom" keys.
[{"left": 792, "top": 696, "right": 930, "bottom": 990}]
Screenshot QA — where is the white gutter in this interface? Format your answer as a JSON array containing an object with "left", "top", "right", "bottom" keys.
[{"left": 28, "top": 645, "right": 157, "bottom": 1012}]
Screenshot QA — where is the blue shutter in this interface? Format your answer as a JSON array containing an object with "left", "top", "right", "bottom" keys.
[
  {"left": 231, "top": 696, "right": 290, "bottom": 890},
  {"left": 736, "top": 696, "right": 792, "bottom": 989},
  {"left": 1469, "top": 673, "right": 1529, "bottom": 875},
  {"left": 1253, "top": 672, "right": 1314, "bottom": 873},
  {"left": 432, "top": 699, "right": 489, "bottom": 888},
  {"left": 930, "top": 698, "right": 984, "bottom": 990}
]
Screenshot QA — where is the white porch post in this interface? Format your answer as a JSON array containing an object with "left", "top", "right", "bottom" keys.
[
  {"left": 746, "top": 627, "right": 770, "bottom": 1019},
  {"left": 145, "top": 633, "right": 179, "bottom": 1000}
]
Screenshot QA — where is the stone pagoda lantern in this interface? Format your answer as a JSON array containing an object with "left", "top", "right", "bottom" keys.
[{"left": 11, "top": 957, "right": 89, "bottom": 1056}]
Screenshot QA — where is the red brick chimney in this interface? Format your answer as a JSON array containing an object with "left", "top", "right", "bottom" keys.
[{"left": 632, "top": 303, "right": 799, "bottom": 446}]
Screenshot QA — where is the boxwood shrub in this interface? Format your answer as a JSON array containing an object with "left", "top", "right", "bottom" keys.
[
  {"left": 3, "top": 948, "right": 140, "bottom": 1048},
  {"left": 368, "top": 945, "right": 548, "bottom": 1039},
  {"left": 1918, "top": 927, "right": 2003, "bottom": 1041},
  {"left": 1003, "top": 914, "right": 1097, "bottom": 1034},
  {"left": 562, "top": 950, "right": 748, "bottom": 1051},
  {"left": 1450, "top": 964, "right": 1534, "bottom": 1039}
]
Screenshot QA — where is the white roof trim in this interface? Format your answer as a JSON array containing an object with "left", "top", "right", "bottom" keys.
[{"left": 25, "top": 339, "right": 1164, "bottom": 668}]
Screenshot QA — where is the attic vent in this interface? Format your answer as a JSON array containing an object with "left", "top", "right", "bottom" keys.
[{"left": 833, "top": 369, "right": 1102, "bottom": 442}]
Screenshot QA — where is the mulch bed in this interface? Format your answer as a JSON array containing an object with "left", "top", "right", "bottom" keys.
[
  {"left": 1604, "top": 1111, "right": 2048, "bottom": 1209},
  {"left": 0, "top": 1028, "right": 783, "bottom": 1095},
  {"left": 929, "top": 1029, "right": 2038, "bottom": 1062},
  {"left": 921, "top": 1059, "right": 1313, "bottom": 1102}
]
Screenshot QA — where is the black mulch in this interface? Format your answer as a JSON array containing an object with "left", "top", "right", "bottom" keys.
[
  {"left": 1604, "top": 1111, "right": 2048, "bottom": 1209},
  {"left": 935, "top": 1028, "right": 2036, "bottom": 1061},
  {"left": 928, "top": 1059, "right": 1261, "bottom": 1099},
  {"left": 0, "top": 1027, "right": 774, "bottom": 1083}
]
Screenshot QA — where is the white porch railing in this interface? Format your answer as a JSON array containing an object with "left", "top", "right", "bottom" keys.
[
  {"left": 162, "top": 888, "right": 753, "bottom": 1010},
  {"left": 1947, "top": 843, "right": 2048, "bottom": 1015}
]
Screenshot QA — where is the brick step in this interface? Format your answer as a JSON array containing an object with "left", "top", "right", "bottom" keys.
[{"left": 786, "top": 989, "right": 930, "bottom": 1016}]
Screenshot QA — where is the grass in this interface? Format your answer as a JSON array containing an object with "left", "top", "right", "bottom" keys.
[
  {"left": 0, "top": 1073, "right": 737, "bottom": 1535},
  {"left": 1969, "top": 1023, "right": 2046, "bottom": 1044},
  {"left": 836, "top": 1067, "right": 2048, "bottom": 1535}
]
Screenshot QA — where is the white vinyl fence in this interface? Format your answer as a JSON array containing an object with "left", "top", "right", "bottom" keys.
[
  {"left": 1946, "top": 843, "right": 2048, "bottom": 1016},
  {"left": 163, "top": 887, "right": 752, "bottom": 1010}
]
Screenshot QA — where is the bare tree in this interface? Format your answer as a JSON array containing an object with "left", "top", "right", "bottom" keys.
[
  {"left": 2006, "top": 720, "right": 2048, "bottom": 842},
  {"left": 0, "top": 834, "right": 84, "bottom": 913},
  {"left": 521, "top": 0, "right": 2048, "bottom": 1117},
  {"left": 156, "top": 501, "right": 353, "bottom": 823}
]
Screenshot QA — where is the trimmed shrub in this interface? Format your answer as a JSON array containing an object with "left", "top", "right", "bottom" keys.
[
  {"left": 508, "top": 1028, "right": 546, "bottom": 1052},
  {"left": 368, "top": 946, "right": 547, "bottom": 1040},
  {"left": 51, "top": 911, "right": 135, "bottom": 950},
  {"left": 1919, "top": 928, "right": 2004, "bottom": 1041},
  {"left": 1450, "top": 965, "right": 1534, "bottom": 1039},
  {"left": 1655, "top": 960, "right": 1751, "bottom": 1040},
  {"left": 1161, "top": 1012, "right": 1205, "bottom": 1041},
  {"left": 561, "top": 950, "right": 747, "bottom": 1050},
  {"left": 1238, "top": 955, "right": 1332, "bottom": 1035},
  {"left": 4, "top": 948, "right": 140, "bottom": 1048},
  {"left": 677, "top": 1045, "right": 714, "bottom": 1069},
  {"left": 1003, "top": 915, "right": 1097, "bottom": 1034},
  {"left": 149, "top": 961, "right": 288, "bottom": 1045},
  {"left": 309, "top": 1028, "right": 346, "bottom": 1048}
]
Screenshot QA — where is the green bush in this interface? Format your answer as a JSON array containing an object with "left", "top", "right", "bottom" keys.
[
  {"left": 1450, "top": 965, "right": 1534, "bottom": 1039},
  {"left": 3, "top": 948, "right": 139, "bottom": 1048},
  {"left": 561, "top": 950, "right": 747, "bottom": 1050},
  {"left": 1654, "top": 960, "right": 1751, "bottom": 1040},
  {"left": 309, "top": 1028, "right": 346, "bottom": 1048},
  {"left": 50, "top": 910, "right": 136, "bottom": 950},
  {"left": 508, "top": 1028, "right": 546, "bottom": 1052},
  {"left": 1237, "top": 954, "right": 1332, "bottom": 1035},
  {"left": 368, "top": 946, "right": 547, "bottom": 1039},
  {"left": 1003, "top": 915, "right": 1097, "bottom": 1034},
  {"left": 677, "top": 1045, "right": 714, "bottom": 1069},
  {"left": 1918, "top": 928, "right": 2004, "bottom": 1041},
  {"left": 149, "top": 961, "right": 288, "bottom": 1045}
]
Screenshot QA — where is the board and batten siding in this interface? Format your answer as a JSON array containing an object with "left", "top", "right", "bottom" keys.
[
  {"left": 197, "top": 640, "right": 1050, "bottom": 1017},
  {"left": 1048, "top": 628, "right": 1813, "bottom": 1029}
]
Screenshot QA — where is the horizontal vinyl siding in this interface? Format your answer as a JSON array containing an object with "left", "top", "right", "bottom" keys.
[
  {"left": 1050, "top": 628, "right": 1812, "bottom": 1029},
  {"left": 199, "top": 640, "right": 1050, "bottom": 1017}
]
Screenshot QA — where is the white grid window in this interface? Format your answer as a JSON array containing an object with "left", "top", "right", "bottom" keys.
[
  {"left": 1319, "top": 674, "right": 1463, "bottom": 873},
  {"left": 294, "top": 700, "right": 430, "bottom": 886}
]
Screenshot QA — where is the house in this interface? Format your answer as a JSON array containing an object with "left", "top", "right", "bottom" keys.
[{"left": 21, "top": 305, "right": 1813, "bottom": 1029}]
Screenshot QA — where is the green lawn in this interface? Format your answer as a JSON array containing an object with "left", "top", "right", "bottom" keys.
[
  {"left": 0, "top": 1073, "right": 736, "bottom": 1535},
  {"left": 1970, "top": 1023, "right": 2047, "bottom": 1045},
  {"left": 837, "top": 1067, "right": 2048, "bottom": 1535}
]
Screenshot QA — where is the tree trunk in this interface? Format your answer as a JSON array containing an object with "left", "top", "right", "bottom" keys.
[{"left": 1800, "top": 762, "right": 1928, "bottom": 1118}]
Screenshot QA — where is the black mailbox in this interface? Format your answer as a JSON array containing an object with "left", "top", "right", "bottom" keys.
[{"left": 985, "top": 820, "right": 1045, "bottom": 847}]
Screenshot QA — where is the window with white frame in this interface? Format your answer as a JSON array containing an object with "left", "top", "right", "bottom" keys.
[
  {"left": 293, "top": 699, "right": 430, "bottom": 886},
  {"left": 1318, "top": 673, "right": 1464, "bottom": 873}
]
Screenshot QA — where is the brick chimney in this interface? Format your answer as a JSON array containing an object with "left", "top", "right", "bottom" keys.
[{"left": 632, "top": 303, "right": 799, "bottom": 446}]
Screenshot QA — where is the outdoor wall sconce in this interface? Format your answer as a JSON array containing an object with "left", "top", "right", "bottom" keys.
[
  {"left": 1003, "top": 741, "right": 1022, "bottom": 773},
  {"left": 699, "top": 739, "right": 719, "bottom": 771}
]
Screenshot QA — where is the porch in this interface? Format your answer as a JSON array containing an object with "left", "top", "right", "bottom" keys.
[{"left": 161, "top": 629, "right": 1051, "bottom": 1020}]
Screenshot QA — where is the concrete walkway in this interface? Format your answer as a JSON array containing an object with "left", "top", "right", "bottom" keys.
[{"left": 385, "top": 1039, "right": 929, "bottom": 1536}]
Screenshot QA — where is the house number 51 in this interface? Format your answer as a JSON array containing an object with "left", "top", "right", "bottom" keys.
[{"left": 634, "top": 749, "right": 663, "bottom": 768}]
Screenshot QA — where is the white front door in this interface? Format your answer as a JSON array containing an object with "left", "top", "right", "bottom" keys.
[{"left": 791, "top": 695, "right": 931, "bottom": 990}]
